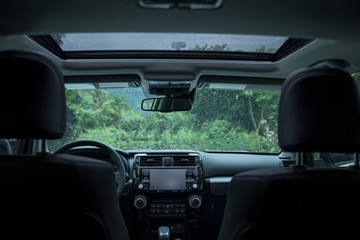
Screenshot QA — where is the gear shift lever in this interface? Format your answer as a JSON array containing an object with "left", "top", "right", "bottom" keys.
[{"left": 158, "top": 226, "right": 170, "bottom": 240}]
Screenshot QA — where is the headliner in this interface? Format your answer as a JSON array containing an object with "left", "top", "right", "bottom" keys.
[{"left": 1, "top": 0, "right": 360, "bottom": 41}]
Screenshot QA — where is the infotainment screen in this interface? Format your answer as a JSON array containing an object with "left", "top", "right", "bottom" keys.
[{"left": 150, "top": 169, "right": 186, "bottom": 191}]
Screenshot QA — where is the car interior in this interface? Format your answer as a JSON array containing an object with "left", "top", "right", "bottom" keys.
[{"left": 1, "top": 0, "right": 360, "bottom": 240}]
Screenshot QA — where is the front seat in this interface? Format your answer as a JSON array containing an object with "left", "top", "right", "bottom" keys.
[
  {"left": 0, "top": 51, "right": 129, "bottom": 240},
  {"left": 217, "top": 67, "right": 360, "bottom": 240}
]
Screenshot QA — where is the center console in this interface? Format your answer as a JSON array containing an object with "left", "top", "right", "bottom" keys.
[{"left": 132, "top": 153, "right": 204, "bottom": 240}]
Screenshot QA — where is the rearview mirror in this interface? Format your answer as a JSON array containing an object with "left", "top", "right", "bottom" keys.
[{"left": 141, "top": 97, "right": 193, "bottom": 112}]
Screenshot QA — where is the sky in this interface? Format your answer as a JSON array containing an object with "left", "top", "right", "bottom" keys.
[{"left": 57, "top": 33, "right": 287, "bottom": 53}]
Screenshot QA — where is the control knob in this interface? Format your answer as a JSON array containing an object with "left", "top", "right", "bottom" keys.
[
  {"left": 134, "top": 195, "right": 147, "bottom": 209},
  {"left": 189, "top": 194, "right": 202, "bottom": 209}
]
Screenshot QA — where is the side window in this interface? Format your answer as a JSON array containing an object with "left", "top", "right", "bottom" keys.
[
  {"left": 313, "top": 152, "right": 355, "bottom": 167},
  {"left": 352, "top": 72, "right": 360, "bottom": 89},
  {"left": 0, "top": 138, "right": 19, "bottom": 155}
]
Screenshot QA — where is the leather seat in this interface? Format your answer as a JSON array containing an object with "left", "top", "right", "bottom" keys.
[
  {"left": 217, "top": 67, "right": 360, "bottom": 240},
  {"left": 0, "top": 51, "right": 129, "bottom": 240}
]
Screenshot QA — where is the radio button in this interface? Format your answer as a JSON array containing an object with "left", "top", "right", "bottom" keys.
[
  {"left": 189, "top": 194, "right": 202, "bottom": 209},
  {"left": 134, "top": 195, "right": 147, "bottom": 209}
]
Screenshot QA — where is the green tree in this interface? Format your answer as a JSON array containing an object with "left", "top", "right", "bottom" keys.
[
  {"left": 243, "top": 91, "right": 280, "bottom": 135},
  {"left": 352, "top": 72, "right": 360, "bottom": 89},
  {"left": 49, "top": 87, "right": 281, "bottom": 153},
  {"left": 191, "top": 43, "right": 231, "bottom": 51}
]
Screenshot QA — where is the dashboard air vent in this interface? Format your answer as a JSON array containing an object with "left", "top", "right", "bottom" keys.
[
  {"left": 173, "top": 156, "right": 196, "bottom": 166},
  {"left": 140, "top": 156, "right": 163, "bottom": 166},
  {"left": 282, "top": 160, "right": 296, "bottom": 167}
]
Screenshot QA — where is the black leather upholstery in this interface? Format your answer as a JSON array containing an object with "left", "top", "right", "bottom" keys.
[
  {"left": 0, "top": 51, "right": 65, "bottom": 139},
  {"left": 0, "top": 154, "right": 129, "bottom": 240},
  {"left": 219, "top": 167, "right": 360, "bottom": 240},
  {"left": 0, "top": 51, "right": 129, "bottom": 240},
  {"left": 218, "top": 67, "right": 360, "bottom": 240},
  {"left": 278, "top": 67, "right": 360, "bottom": 152}
]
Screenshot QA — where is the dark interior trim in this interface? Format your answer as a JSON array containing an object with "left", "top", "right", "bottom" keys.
[
  {"left": 198, "top": 75, "right": 284, "bottom": 85},
  {"left": 62, "top": 50, "right": 274, "bottom": 61},
  {"left": 64, "top": 74, "right": 141, "bottom": 84},
  {"left": 29, "top": 35, "right": 64, "bottom": 59},
  {"left": 275, "top": 38, "right": 313, "bottom": 61}
]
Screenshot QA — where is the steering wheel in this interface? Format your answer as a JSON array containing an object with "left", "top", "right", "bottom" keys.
[{"left": 55, "top": 140, "right": 126, "bottom": 197}]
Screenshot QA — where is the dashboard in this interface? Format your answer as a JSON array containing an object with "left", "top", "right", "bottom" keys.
[
  {"left": 64, "top": 148, "right": 290, "bottom": 240},
  {"left": 125, "top": 150, "right": 287, "bottom": 240},
  {"left": 132, "top": 153, "right": 204, "bottom": 239}
]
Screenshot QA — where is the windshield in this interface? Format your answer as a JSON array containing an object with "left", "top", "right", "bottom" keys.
[{"left": 48, "top": 87, "right": 280, "bottom": 153}]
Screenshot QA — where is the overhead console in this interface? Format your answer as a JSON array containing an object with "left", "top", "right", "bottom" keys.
[
  {"left": 142, "top": 73, "right": 197, "bottom": 97},
  {"left": 132, "top": 153, "right": 204, "bottom": 240},
  {"left": 148, "top": 81, "right": 192, "bottom": 96}
]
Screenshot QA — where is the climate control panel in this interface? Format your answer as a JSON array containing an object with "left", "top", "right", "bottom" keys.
[{"left": 149, "top": 203, "right": 186, "bottom": 215}]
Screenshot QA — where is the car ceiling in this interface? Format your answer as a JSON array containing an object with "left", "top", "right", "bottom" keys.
[{"left": 1, "top": 0, "right": 360, "bottom": 87}]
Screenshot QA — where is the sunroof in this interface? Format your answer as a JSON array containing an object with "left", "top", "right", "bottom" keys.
[{"left": 51, "top": 33, "right": 288, "bottom": 53}]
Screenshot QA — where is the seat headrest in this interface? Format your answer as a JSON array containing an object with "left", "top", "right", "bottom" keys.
[
  {"left": 278, "top": 67, "right": 360, "bottom": 152},
  {"left": 0, "top": 51, "right": 65, "bottom": 139}
]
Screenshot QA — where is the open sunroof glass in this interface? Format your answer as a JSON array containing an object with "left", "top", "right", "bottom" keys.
[{"left": 51, "top": 33, "right": 288, "bottom": 53}]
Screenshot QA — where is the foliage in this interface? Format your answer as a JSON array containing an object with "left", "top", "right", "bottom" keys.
[
  {"left": 255, "top": 45, "right": 277, "bottom": 53},
  {"left": 190, "top": 44, "right": 277, "bottom": 53},
  {"left": 191, "top": 44, "right": 231, "bottom": 52},
  {"left": 48, "top": 88, "right": 281, "bottom": 153},
  {"left": 352, "top": 72, "right": 360, "bottom": 90}
]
